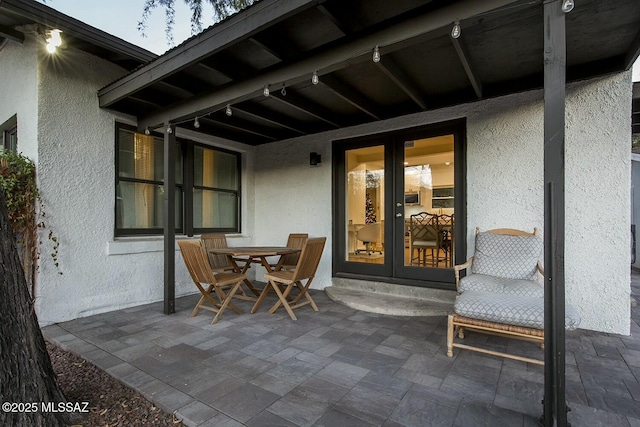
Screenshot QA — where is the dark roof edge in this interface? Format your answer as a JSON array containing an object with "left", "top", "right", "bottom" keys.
[
  {"left": 0, "top": 0, "right": 157, "bottom": 63},
  {"left": 634, "top": 81, "right": 639, "bottom": 100}
]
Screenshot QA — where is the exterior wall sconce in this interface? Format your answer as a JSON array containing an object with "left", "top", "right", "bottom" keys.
[{"left": 310, "top": 152, "right": 321, "bottom": 166}]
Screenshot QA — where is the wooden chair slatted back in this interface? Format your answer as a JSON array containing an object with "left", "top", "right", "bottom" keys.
[
  {"left": 201, "top": 234, "right": 234, "bottom": 271},
  {"left": 291, "top": 237, "right": 326, "bottom": 282},
  {"left": 411, "top": 212, "right": 439, "bottom": 241},
  {"left": 279, "top": 233, "right": 308, "bottom": 266},
  {"left": 178, "top": 240, "right": 218, "bottom": 285}
]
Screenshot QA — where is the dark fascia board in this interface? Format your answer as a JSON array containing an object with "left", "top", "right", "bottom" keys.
[
  {"left": 0, "top": 0, "right": 156, "bottom": 64},
  {"left": 634, "top": 82, "right": 639, "bottom": 100},
  {"left": 98, "top": 0, "right": 324, "bottom": 108}
]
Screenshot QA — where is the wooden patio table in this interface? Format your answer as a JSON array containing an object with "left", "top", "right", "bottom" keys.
[{"left": 207, "top": 246, "right": 300, "bottom": 303}]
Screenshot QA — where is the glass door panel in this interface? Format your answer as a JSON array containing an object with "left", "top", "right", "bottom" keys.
[
  {"left": 345, "top": 145, "right": 385, "bottom": 264},
  {"left": 403, "top": 136, "right": 455, "bottom": 269}
]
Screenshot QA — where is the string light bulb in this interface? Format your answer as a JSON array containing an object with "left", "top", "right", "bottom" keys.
[
  {"left": 225, "top": 104, "right": 232, "bottom": 116},
  {"left": 144, "top": 127, "right": 150, "bottom": 135},
  {"left": 451, "top": 20, "right": 461, "bottom": 39},
  {"left": 561, "top": 0, "right": 574, "bottom": 13},
  {"left": 263, "top": 85, "right": 270, "bottom": 97},
  {"left": 281, "top": 83, "right": 287, "bottom": 96},
  {"left": 193, "top": 117, "right": 200, "bottom": 128},
  {"left": 372, "top": 45, "right": 381, "bottom": 63},
  {"left": 312, "top": 71, "right": 319, "bottom": 85},
  {"left": 166, "top": 124, "right": 173, "bottom": 134},
  {"left": 46, "top": 29, "right": 63, "bottom": 53}
]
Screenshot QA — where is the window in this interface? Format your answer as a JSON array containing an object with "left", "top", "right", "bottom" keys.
[
  {"left": 115, "top": 124, "right": 240, "bottom": 236},
  {"left": 1, "top": 115, "right": 17, "bottom": 152}
]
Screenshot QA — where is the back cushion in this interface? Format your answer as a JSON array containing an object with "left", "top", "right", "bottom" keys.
[{"left": 471, "top": 232, "right": 542, "bottom": 280}]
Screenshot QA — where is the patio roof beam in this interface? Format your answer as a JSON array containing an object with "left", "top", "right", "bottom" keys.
[
  {"left": 0, "top": 25, "right": 24, "bottom": 43},
  {"left": 375, "top": 57, "right": 427, "bottom": 110},
  {"left": 451, "top": 37, "right": 483, "bottom": 99},
  {"left": 269, "top": 91, "right": 342, "bottom": 128},
  {"left": 231, "top": 105, "right": 307, "bottom": 135},
  {"left": 316, "top": 4, "right": 353, "bottom": 35},
  {"left": 248, "top": 36, "right": 284, "bottom": 61},
  {"left": 98, "top": 0, "right": 322, "bottom": 107},
  {"left": 625, "top": 29, "right": 640, "bottom": 71},
  {"left": 319, "top": 74, "right": 382, "bottom": 120},
  {"left": 200, "top": 116, "right": 278, "bottom": 141},
  {"left": 136, "top": 0, "right": 519, "bottom": 131}
]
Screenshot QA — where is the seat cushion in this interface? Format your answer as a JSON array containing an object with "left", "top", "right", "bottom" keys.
[
  {"left": 454, "top": 290, "right": 581, "bottom": 330},
  {"left": 471, "top": 233, "right": 542, "bottom": 280},
  {"left": 459, "top": 274, "right": 543, "bottom": 298}
]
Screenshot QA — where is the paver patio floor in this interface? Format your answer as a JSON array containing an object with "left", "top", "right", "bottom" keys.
[{"left": 43, "top": 272, "right": 640, "bottom": 426}]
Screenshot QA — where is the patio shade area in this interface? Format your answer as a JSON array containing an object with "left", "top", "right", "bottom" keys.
[
  {"left": 43, "top": 273, "right": 640, "bottom": 427},
  {"left": 97, "top": 0, "right": 640, "bottom": 145}
]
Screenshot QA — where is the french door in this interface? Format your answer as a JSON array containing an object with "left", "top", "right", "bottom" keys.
[{"left": 333, "top": 120, "right": 466, "bottom": 289}]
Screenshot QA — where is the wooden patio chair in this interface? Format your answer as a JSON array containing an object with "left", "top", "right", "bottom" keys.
[
  {"left": 177, "top": 240, "right": 246, "bottom": 324},
  {"left": 273, "top": 233, "right": 308, "bottom": 271},
  {"left": 251, "top": 237, "right": 326, "bottom": 320},
  {"left": 201, "top": 234, "right": 236, "bottom": 272},
  {"left": 200, "top": 233, "right": 259, "bottom": 298}
]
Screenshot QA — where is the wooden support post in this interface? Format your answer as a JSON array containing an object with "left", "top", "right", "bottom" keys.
[
  {"left": 543, "top": 1, "right": 567, "bottom": 426},
  {"left": 164, "top": 123, "right": 176, "bottom": 314}
]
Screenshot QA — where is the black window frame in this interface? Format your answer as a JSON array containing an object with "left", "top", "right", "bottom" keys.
[
  {"left": 1, "top": 115, "right": 17, "bottom": 152},
  {"left": 115, "top": 123, "right": 241, "bottom": 237}
]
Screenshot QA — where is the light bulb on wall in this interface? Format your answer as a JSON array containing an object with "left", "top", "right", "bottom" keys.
[
  {"left": 46, "top": 29, "right": 63, "bottom": 53},
  {"left": 193, "top": 117, "right": 200, "bottom": 128},
  {"left": 263, "top": 85, "right": 270, "bottom": 97},
  {"left": 166, "top": 124, "right": 173, "bottom": 134},
  {"left": 561, "top": 0, "right": 574, "bottom": 13},
  {"left": 312, "top": 71, "right": 319, "bottom": 85},
  {"left": 225, "top": 104, "right": 232, "bottom": 116},
  {"left": 372, "top": 45, "right": 381, "bottom": 63},
  {"left": 144, "top": 127, "right": 150, "bottom": 135},
  {"left": 451, "top": 20, "right": 461, "bottom": 39}
]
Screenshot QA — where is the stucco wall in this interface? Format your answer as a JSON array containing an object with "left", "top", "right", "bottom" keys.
[
  {"left": 30, "top": 41, "right": 256, "bottom": 325},
  {"left": 0, "top": 34, "right": 39, "bottom": 160},
  {"left": 254, "top": 72, "right": 632, "bottom": 335}
]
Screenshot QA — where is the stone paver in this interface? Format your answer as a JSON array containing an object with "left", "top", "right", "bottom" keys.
[{"left": 42, "top": 273, "right": 640, "bottom": 426}]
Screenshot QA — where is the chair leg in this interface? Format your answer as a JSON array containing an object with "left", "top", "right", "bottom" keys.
[
  {"left": 447, "top": 314, "right": 455, "bottom": 357},
  {"left": 192, "top": 284, "right": 222, "bottom": 317},
  {"left": 211, "top": 281, "right": 242, "bottom": 324},
  {"left": 250, "top": 281, "right": 273, "bottom": 314},
  {"left": 292, "top": 280, "right": 318, "bottom": 311},
  {"left": 268, "top": 282, "right": 297, "bottom": 320}
]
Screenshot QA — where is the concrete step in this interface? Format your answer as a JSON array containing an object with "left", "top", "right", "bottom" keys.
[{"left": 325, "top": 278, "right": 456, "bottom": 317}]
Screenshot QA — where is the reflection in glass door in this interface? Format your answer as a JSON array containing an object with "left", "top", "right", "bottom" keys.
[
  {"left": 403, "top": 136, "right": 455, "bottom": 269},
  {"left": 345, "top": 146, "right": 385, "bottom": 264}
]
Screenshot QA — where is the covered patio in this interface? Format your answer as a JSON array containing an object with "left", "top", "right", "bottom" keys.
[{"left": 42, "top": 273, "right": 640, "bottom": 427}]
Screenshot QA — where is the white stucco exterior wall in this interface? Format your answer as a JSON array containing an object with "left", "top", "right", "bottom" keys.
[
  {"left": 2, "top": 33, "right": 630, "bottom": 334},
  {"left": 254, "top": 72, "right": 632, "bottom": 335},
  {"left": 0, "top": 34, "right": 39, "bottom": 160}
]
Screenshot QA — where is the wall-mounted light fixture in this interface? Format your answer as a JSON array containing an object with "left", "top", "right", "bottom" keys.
[
  {"left": 561, "top": 0, "right": 574, "bottom": 13},
  {"left": 46, "top": 29, "right": 63, "bottom": 53},
  {"left": 310, "top": 152, "right": 322, "bottom": 166}
]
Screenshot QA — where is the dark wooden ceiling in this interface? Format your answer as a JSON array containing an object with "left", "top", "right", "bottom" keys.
[{"left": 52, "top": 0, "right": 640, "bottom": 145}]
